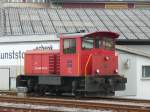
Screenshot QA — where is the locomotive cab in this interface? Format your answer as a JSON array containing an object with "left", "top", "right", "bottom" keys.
[
  {"left": 58, "top": 32, "right": 126, "bottom": 96},
  {"left": 81, "top": 32, "right": 118, "bottom": 76},
  {"left": 60, "top": 31, "right": 118, "bottom": 77}
]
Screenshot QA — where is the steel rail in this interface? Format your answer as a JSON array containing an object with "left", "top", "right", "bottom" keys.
[
  {"left": 84, "top": 96, "right": 150, "bottom": 104},
  {"left": 0, "top": 96, "right": 150, "bottom": 112},
  {"left": 0, "top": 106, "right": 51, "bottom": 112}
]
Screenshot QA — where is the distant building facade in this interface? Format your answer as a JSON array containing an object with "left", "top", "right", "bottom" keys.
[
  {"left": 2, "top": 0, "right": 150, "bottom": 9},
  {"left": 5, "top": 0, "right": 49, "bottom": 3}
]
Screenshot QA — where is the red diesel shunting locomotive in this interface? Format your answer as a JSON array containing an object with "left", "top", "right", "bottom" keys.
[{"left": 16, "top": 31, "right": 127, "bottom": 96}]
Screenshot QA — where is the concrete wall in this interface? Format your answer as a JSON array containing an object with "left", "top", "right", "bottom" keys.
[
  {"left": 136, "top": 56, "right": 150, "bottom": 99},
  {"left": 5, "top": 0, "right": 48, "bottom": 3},
  {"left": 0, "top": 65, "right": 23, "bottom": 90},
  {"left": 0, "top": 68, "right": 10, "bottom": 90},
  {"left": 3, "top": 2, "right": 50, "bottom": 8},
  {"left": 116, "top": 51, "right": 137, "bottom": 97},
  {"left": 116, "top": 50, "right": 150, "bottom": 99},
  {"left": 0, "top": 39, "right": 59, "bottom": 90}
]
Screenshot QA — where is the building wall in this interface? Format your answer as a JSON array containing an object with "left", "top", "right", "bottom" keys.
[
  {"left": 116, "top": 50, "right": 150, "bottom": 99},
  {"left": 0, "top": 65, "right": 23, "bottom": 90},
  {"left": 5, "top": 0, "right": 49, "bottom": 3},
  {"left": 136, "top": 56, "right": 150, "bottom": 99},
  {"left": 0, "top": 42, "right": 59, "bottom": 65},
  {"left": 0, "top": 38, "right": 59, "bottom": 90},
  {"left": 62, "top": 3, "right": 105, "bottom": 8},
  {"left": 116, "top": 51, "right": 137, "bottom": 97},
  {"left": 3, "top": 0, "right": 50, "bottom": 8},
  {"left": 0, "top": 68, "right": 10, "bottom": 90}
]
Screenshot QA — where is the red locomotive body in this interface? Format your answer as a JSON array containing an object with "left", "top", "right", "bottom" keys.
[
  {"left": 17, "top": 31, "right": 126, "bottom": 96},
  {"left": 25, "top": 50, "right": 60, "bottom": 75}
]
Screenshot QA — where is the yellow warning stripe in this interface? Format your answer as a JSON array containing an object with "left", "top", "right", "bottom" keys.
[
  {"left": 77, "top": 53, "right": 80, "bottom": 75},
  {"left": 84, "top": 54, "right": 92, "bottom": 77}
]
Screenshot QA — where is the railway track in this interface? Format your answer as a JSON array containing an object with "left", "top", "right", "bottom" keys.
[
  {"left": 0, "top": 95, "right": 150, "bottom": 112},
  {"left": 0, "top": 91, "right": 16, "bottom": 96}
]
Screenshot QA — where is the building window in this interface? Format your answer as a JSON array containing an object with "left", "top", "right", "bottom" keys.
[
  {"left": 63, "top": 39, "right": 76, "bottom": 54},
  {"left": 142, "top": 66, "right": 150, "bottom": 78}
]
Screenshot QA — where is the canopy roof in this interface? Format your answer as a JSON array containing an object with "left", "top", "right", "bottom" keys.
[{"left": 0, "top": 7, "right": 150, "bottom": 44}]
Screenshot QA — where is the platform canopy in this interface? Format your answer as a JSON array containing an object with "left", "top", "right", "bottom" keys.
[{"left": 0, "top": 7, "right": 150, "bottom": 44}]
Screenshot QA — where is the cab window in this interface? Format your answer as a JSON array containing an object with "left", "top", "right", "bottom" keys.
[
  {"left": 63, "top": 39, "right": 76, "bottom": 54},
  {"left": 82, "top": 37, "right": 94, "bottom": 50},
  {"left": 103, "top": 38, "right": 114, "bottom": 50},
  {"left": 95, "top": 37, "right": 102, "bottom": 48}
]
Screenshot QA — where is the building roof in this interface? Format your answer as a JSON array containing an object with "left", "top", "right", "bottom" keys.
[
  {"left": 116, "top": 45, "right": 150, "bottom": 58},
  {"left": 1, "top": 7, "right": 150, "bottom": 44}
]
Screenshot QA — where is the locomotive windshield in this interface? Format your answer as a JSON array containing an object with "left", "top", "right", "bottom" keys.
[
  {"left": 82, "top": 36, "right": 94, "bottom": 50},
  {"left": 82, "top": 36, "right": 102, "bottom": 50},
  {"left": 63, "top": 39, "right": 76, "bottom": 54},
  {"left": 95, "top": 36, "right": 102, "bottom": 48},
  {"left": 82, "top": 36, "right": 114, "bottom": 50},
  {"left": 103, "top": 37, "right": 114, "bottom": 50}
]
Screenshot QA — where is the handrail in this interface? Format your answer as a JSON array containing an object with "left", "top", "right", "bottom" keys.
[{"left": 84, "top": 54, "right": 92, "bottom": 77}]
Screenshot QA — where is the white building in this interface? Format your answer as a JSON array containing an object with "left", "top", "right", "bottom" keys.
[
  {"left": 0, "top": 7, "right": 150, "bottom": 99},
  {"left": 0, "top": 34, "right": 59, "bottom": 90},
  {"left": 116, "top": 45, "right": 150, "bottom": 99}
]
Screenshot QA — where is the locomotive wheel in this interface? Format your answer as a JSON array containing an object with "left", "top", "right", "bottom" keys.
[
  {"left": 74, "top": 90, "right": 85, "bottom": 98},
  {"left": 55, "top": 91, "right": 62, "bottom": 96},
  {"left": 39, "top": 86, "right": 45, "bottom": 96}
]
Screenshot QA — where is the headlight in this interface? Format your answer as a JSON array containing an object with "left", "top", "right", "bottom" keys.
[
  {"left": 96, "top": 69, "right": 100, "bottom": 74},
  {"left": 105, "top": 56, "right": 109, "bottom": 61},
  {"left": 114, "top": 69, "right": 118, "bottom": 74}
]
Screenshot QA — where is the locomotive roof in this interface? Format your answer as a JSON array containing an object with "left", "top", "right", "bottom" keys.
[
  {"left": 85, "top": 31, "right": 119, "bottom": 38},
  {"left": 62, "top": 31, "right": 119, "bottom": 39}
]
